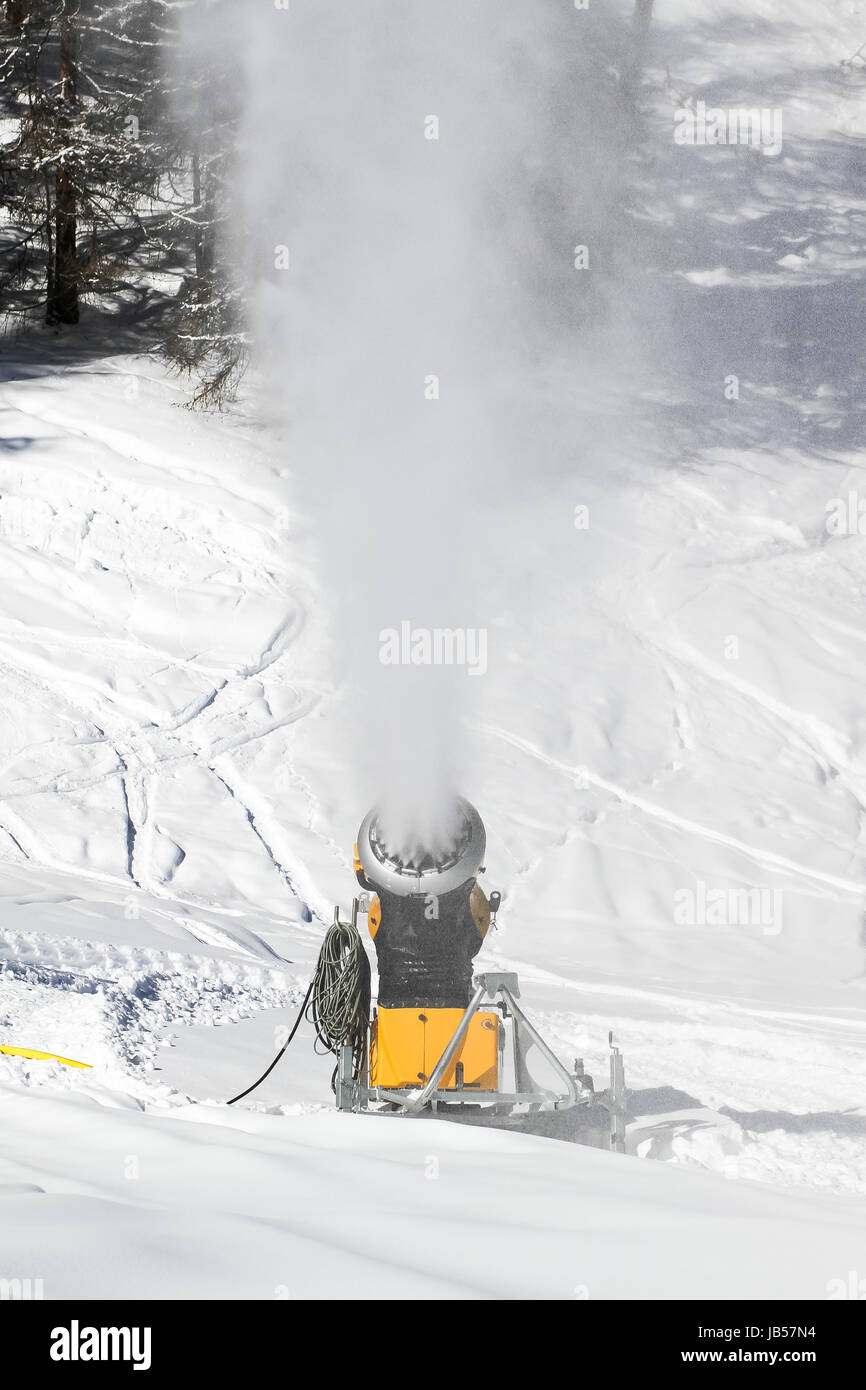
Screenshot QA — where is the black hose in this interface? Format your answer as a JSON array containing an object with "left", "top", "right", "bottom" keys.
[{"left": 226, "top": 977, "right": 314, "bottom": 1106}]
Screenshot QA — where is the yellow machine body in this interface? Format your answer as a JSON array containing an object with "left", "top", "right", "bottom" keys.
[{"left": 370, "top": 1006, "right": 499, "bottom": 1090}]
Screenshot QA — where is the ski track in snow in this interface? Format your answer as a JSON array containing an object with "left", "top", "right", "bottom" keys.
[
  {"left": 0, "top": 927, "right": 298, "bottom": 1085},
  {"left": 475, "top": 720, "right": 866, "bottom": 901},
  {"left": 0, "top": 364, "right": 335, "bottom": 927}
]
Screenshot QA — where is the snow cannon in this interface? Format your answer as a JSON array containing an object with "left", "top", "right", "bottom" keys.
[
  {"left": 321, "top": 799, "right": 628, "bottom": 1151},
  {"left": 353, "top": 798, "right": 499, "bottom": 1091}
]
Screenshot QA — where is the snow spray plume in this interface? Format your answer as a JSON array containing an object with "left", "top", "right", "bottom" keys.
[{"left": 172, "top": 1, "right": 642, "bottom": 854}]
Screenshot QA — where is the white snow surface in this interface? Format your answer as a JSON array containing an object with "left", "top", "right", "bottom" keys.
[{"left": 1, "top": 0, "right": 866, "bottom": 1298}]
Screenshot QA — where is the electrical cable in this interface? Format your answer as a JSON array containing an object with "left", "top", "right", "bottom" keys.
[
  {"left": 226, "top": 912, "right": 370, "bottom": 1106},
  {"left": 226, "top": 976, "right": 314, "bottom": 1106}
]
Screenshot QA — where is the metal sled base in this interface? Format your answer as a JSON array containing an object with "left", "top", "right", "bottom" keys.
[{"left": 336, "top": 971, "right": 627, "bottom": 1153}]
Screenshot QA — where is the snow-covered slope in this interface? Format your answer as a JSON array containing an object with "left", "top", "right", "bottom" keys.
[
  {"left": 1, "top": 0, "right": 865, "bottom": 1297},
  {"left": 4, "top": 1081, "right": 865, "bottom": 1300}
]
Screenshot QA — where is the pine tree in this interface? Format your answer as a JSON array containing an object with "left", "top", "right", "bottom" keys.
[
  {"left": 1, "top": 1, "right": 178, "bottom": 326},
  {"left": 1, "top": 0, "right": 246, "bottom": 405}
]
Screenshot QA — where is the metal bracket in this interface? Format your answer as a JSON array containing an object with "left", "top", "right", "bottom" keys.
[
  {"left": 477, "top": 971, "right": 520, "bottom": 1000},
  {"left": 594, "top": 1032, "right": 627, "bottom": 1152},
  {"left": 336, "top": 1042, "right": 363, "bottom": 1112}
]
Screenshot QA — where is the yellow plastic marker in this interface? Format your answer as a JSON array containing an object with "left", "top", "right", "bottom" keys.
[{"left": 0, "top": 1044, "right": 91, "bottom": 1070}]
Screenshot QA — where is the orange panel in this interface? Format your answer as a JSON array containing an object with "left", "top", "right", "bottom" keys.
[
  {"left": 370, "top": 1007, "right": 499, "bottom": 1090},
  {"left": 368, "top": 895, "right": 381, "bottom": 938}
]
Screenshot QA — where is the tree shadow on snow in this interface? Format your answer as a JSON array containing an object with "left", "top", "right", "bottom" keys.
[{"left": 626, "top": 16, "right": 866, "bottom": 462}]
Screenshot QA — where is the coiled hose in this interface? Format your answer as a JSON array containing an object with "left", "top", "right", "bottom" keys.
[
  {"left": 227, "top": 910, "right": 370, "bottom": 1105},
  {"left": 308, "top": 913, "right": 371, "bottom": 1083}
]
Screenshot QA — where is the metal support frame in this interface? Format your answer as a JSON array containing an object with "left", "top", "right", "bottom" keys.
[
  {"left": 369, "top": 971, "right": 590, "bottom": 1117},
  {"left": 335, "top": 1043, "right": 358, "bottom": 1112},
  {"left": 407, "top": 983, "right": 487, "bottom": 1111}
]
